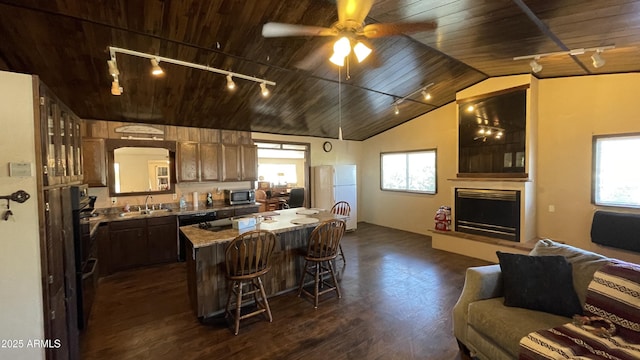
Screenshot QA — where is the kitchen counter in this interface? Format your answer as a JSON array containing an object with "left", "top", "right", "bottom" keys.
[
  {"left": 88, "top": 201, "right": 260, "bottom": 236},
  {"left": 180, "top": 208, "right": 344, "bottom": 248}
]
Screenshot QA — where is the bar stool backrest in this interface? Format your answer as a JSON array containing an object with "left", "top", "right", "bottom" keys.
[
  {"left": 225, "top": 230, "right": 276, "bottom": 279},
  {"left": 306, "top": 219, "right": 346, "bottom": 261}
]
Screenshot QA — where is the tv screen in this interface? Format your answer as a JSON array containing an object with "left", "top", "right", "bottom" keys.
[{"left": 458, "top": 88, "right": 527, "bottom": 175}]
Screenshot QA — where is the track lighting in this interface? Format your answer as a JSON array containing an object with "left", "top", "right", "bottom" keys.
[
  {"left": 150, "top": 58, "right": 164, "bottom": 76},
  {"left": 591, "top": 50, "right": 605, "bottom": 68},
  {"left": 475, "top": 125, "right": 504, "bottom": 141},
  {"left": 111, "top": 78, "right": 122, "bottom": 96},
  {"left": 107, "top": 59, "right": 119, "bottom": 76},
  {"left": 226, "top": 74, "right": 236, "bottom": 90},
  {"left": 529, "top": 57, "right": 543, "bottom": 73},
  {"left": 391, "top": 82, "right": 434, "bottom": 113},
  {"left": 260, "top": 82, "right": 270, "bottom": 97},
  {"left": 514, "top": 45, "right": 615, "bottom": 72},
  {"left": 107, "top": 46, "right": 276, "bottom": 96}
]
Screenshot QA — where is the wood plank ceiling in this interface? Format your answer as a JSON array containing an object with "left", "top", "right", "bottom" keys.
[{"left": 0, "top": 0, "right": 639, "bottom": 141}]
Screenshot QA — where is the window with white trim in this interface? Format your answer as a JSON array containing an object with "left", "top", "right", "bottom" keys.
[
  {"left": 593, "top": 133, "right": 640, "bottom": 208},
  {"left": 381, "top": 149, "right": 437, "bottom": 194}
]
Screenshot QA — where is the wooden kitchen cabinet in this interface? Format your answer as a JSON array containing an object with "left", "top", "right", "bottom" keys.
[
  {"left": 147, "top": 216, "right": 178, "bottom": 264},
  {"left": 82, "top": 138, "right": 107, "bottom": 187},
  {"left": 177, "top": 141, "right": 199, "bottom": 182},
  {"left": 240, "top": 144, "right": 258, "bottom": 181},
  {"left": 108, "top": 219, "right": 148, "bottom": 272},
  {"left": 221, "top": 144, "right": 240, "bottom": 181},
  {"left": 199, "top": 143, "right": 221, "bottom": 182},
  {"left": 105, "top": 216, "right": 178, "bottom": 275},
  {"left": 234, "top": 205, "right": 260, "bottom": 216}
]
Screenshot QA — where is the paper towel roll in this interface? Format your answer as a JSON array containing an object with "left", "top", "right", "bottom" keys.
[{"left": 193, "top": 192, "right": 199, "bottom": 208}]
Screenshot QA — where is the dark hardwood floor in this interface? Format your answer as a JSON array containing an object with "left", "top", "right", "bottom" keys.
[{"left": 81, "top": 222, "right": 490, "bottom": 360}]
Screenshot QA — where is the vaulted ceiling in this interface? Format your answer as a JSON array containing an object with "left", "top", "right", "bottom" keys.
[{"left": 1, "top": 0, "right": 639, "bottom": 141}]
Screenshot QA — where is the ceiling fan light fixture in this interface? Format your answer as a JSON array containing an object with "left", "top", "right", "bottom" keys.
[
  {"left": 333, "top": 37, "right": 352, "bottom": 57},
  {"left": 226, "top": 74, "right": 236, "bottom": 90},
  {"left": 529, "top": 58, "right": 543, "bottom": 73},
  {"left": 260, "top": 82, "right": 270, "bottom": 97},
  {"left": 150, "top": 58, "right": 164, "bottom": 76},
  {"left": 329, "top": 52, "right": 346, "bottom": 67},
  {"left": 591, "top": 50, "right": 606, "bottom": 68},
  {"left": 353, "top": 41, "right": 372, "bottom": 63}
]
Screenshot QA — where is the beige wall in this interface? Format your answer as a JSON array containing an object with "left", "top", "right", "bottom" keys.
[
  {"left": 0, "top": 71, "right": 45, "bottom": 359},
  {"left": 537, "top": 74, "right": 640, "bottom": 263},
  {"left": 361, "top": 73, "right": 640, "bottom": 263}
]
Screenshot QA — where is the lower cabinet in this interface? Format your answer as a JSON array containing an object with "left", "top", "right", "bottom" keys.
[{"left": 104, "top": 216, "right": 177, "bottom": 275}]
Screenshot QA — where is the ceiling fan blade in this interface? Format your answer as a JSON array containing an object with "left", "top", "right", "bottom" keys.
[
  {"left": 294, "top": 41, "right": 334, "bottom": 71},
  {"left": 362, "top": 21, "right": 438, "bottom": 38},
  {"left": 262, "top": 22, "right": 337, "bottom": 38},
  {"left": 337, "top": 0, "right": 374, "bottom": 24}
]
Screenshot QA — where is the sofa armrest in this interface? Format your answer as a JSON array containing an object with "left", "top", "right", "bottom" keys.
[{"left": 452, "top": 264, "right": 504, "bottom": 346}]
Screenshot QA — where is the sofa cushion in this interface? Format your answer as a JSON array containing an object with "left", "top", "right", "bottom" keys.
[
  {"left": 497, "top": 251, "right": 583, "bottom": 317},
  {"left": 468, "top": 297, "right": 570, "bottom": 358},
  {"left": 583, "top": 261, "right": 640, "bottom": 343},
  {"left": 529, "top": 239, "right": 610, "bottom": 306}
]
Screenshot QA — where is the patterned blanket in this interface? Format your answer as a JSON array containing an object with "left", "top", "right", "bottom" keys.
[{"left": 519, "top": 261, "right": 640, "bottom": 360}]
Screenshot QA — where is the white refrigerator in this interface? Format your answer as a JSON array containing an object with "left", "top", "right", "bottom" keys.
[{"left": 311, "top": 165, "right": 357, "bottom": 230}]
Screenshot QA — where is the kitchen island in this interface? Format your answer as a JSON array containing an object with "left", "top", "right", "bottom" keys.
[{"left": 180, "top": 208, "right": 346, "bottom": 319}]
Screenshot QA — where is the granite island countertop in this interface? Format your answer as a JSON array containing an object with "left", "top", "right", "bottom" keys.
[{"left": 180, "top": 208, "right": 347, "bottom": 248}]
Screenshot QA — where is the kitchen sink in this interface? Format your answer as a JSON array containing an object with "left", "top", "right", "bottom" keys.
[{"left": 118, "top": 208, "right": 173, "bottom": 217}]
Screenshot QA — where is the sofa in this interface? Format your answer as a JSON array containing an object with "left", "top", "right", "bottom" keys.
[{"left": 453, "top": 239, "right": 640, "bottom": 360}]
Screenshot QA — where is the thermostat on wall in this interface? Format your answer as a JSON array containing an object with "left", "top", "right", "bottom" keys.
[{"left": 9, "top": 162, "right": 32, "bottom": 177}]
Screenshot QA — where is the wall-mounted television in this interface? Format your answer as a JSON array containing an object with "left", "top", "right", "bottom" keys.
[{"left": 458, "top": 87, "right": 527, "bottom": 177}]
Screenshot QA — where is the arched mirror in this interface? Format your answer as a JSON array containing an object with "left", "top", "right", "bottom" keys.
[{"left": 106, "top": 139, "right": 176, "bottom": 197}]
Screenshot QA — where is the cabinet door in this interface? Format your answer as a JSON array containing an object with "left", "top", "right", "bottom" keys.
[
  {"left": 109, "top": 220, "right": 147, "bottom": 272},
  {"left": 82, "top": 138, "right": 107, "bottom": 187},
  {"left": 177, "top": 142, "right": 199, "bottom": 182},
  {"left": 241, "top": 144, "right": 258, "bottom": 181},
  {"left": 221, "top": 144, "right": 240, "bottom": 181},
  {"left": 147, "top": 217, "right": 178, "bottom": 264},
  {"left": 200, "top": 143, "right": 221, "bottom": 182},
  {"left": 39, "top": 88, "right": 61, "bottom": 186}
]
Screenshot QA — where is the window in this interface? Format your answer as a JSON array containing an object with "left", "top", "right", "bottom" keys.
[
  {"left": 593, "top": 133, "right": 640, "bottom": 208},
  {"left": 381, "top": 149, "right": 437, "bottom": 194}
]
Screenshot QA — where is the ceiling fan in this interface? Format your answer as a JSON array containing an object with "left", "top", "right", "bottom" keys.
[{"left": 261, "top": 0, "right": 437, "bottom": 67}]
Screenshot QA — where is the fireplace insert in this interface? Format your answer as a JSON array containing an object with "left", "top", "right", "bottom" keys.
[{"left": 454, "top": 188, "right": 521, "bottom": 241}]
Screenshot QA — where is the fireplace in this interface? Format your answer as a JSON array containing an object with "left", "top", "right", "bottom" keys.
[{"left": 454, "top": 188, "right": 521, "bottom": 241}]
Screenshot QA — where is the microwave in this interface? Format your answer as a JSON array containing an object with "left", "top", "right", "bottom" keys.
[{"left": 224, "top": 189, "right": 255, "bottom": 205}]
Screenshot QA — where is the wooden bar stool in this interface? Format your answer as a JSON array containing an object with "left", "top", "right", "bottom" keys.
[
  {"left": 297, "top": 219, "right": 346, "bottom": 308},
  {"left": 330, "top": 201, "right": 351, "bottom": 265},
  {"left": 224, "top": 230, "right": 276, "bottom": 335}
]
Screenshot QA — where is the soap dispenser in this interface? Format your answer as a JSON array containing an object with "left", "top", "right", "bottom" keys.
[
  {"left": 179, "top": 195, "right": 187, "bottom": 209},
  {"left": 206, "top": 193, "right": 213, "bottom": 207}
]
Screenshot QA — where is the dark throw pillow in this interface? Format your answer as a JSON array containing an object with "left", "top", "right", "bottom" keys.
[{"left": 496, "top": 251, "right": 583, "bottom": 318}]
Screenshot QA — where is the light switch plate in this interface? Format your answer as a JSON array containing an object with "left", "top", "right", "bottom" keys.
[{"left": 9, "top": 162, "right": 32, "bottom": 177}]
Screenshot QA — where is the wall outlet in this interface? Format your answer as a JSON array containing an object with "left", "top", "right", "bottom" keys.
[
  {"left": 111, "top": 197, "right": 117, "bottom": 205},
  {"left": 172, "top": 193, "right": 177, "bottom": 200},
  {"left": 548, "top": 204, "right": 555, "bottom": 213}
]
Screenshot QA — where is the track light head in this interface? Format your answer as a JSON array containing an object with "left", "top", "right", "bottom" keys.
[
  {"left": 226, "top": 74, "right": 236, "bottom": 90},
  {"left": 111, "top": 80, "right": 122, "bottom": 96},
  {"left": 150, "top": 58, "right": 164, "bottom": 76},
  {"left": 260, "top": 82, "right": 270, "bottom": 97},
  {"left": 394, "top": 104, "right": 399, "bottom": 115},
  {"left": 421, "top": 90, "right": 431, "bottom": 100},
  {"left": 529, "top": 58, "right": 543, "bottom": 73},
  {"left": 591, "top": 50, "right": 606, "bottom": 68}
]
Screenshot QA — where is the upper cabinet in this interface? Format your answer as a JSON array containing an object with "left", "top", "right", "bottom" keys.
[
  {"left": 241, "top": 144, "right": 258, "bottom": 181},
  {"left": 82, "top": 138, "right": 107, "bottom": 187},
  {"left": 221, "top": 144, "right": 240, "bottom": 181},
  {"left": 177, "top": 141, "right": 199, "bottom": 182},
  {"left": 38, "top": 83, "right": 83, "bottom": 186}
]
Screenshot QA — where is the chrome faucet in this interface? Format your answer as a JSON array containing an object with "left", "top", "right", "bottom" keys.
[{"left": 144, "top": 195, "right": 153, "bottom": 211}]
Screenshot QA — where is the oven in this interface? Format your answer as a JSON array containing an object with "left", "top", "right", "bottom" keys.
[{"left": 71, "top": 184, "right": 98, "bottom": 330}]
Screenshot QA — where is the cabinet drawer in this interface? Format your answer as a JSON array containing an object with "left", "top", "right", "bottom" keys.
[
  {"left": 109, "top": 218, "right": 146, "bottom": 231},
  {"left": 216, "top": 209, "right": 234, "bottom": 219},
  {"left": 235, "top": 206, "right": 259, "bottom": 216},
  {"left": 147, "top": 215, "right": 177, "bottom": 226}
]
